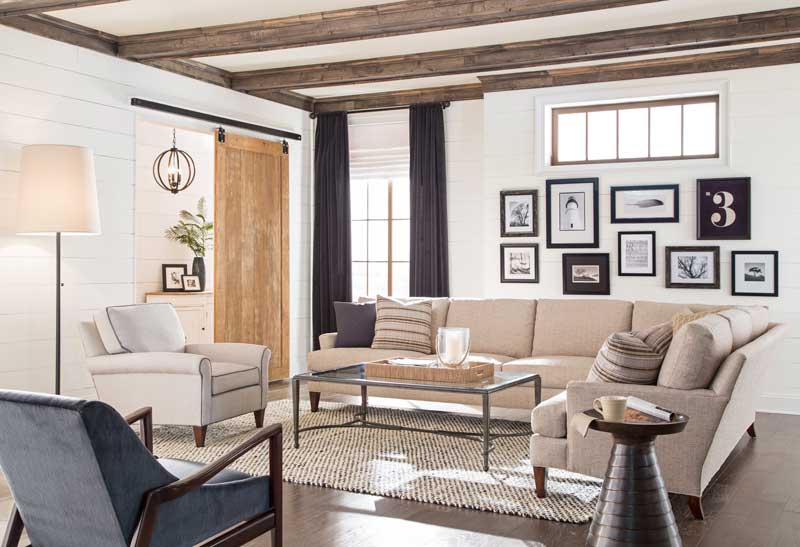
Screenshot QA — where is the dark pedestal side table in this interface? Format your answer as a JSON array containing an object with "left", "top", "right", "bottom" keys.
[{"left": 584, "top": 409, "right": 689, "bottom": 547}]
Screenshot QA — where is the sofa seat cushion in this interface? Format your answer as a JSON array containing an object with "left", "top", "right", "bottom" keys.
[
  {"left": 658, "top": 313, "right": 733, "bottom": 390},
  {"left": 531, "top": 390, "right": 567, "bottom": 439},
  {"left": 211, "top": 362, "right": 261, "bottom": 395},
  {"left": 532, "top": 299, "right": 633, "bottom": 357},
  {"left": 503, "top": 356, "right": 595, "bottom": 389},
  {"left": 308, "top": 348, "right": 425, "bottom": 372},
  {"left": 587, "top": 321, "right": 673, "bottom": 385},
  {"left": 445, "top": 298, "right": 536, "bottom": 358}
]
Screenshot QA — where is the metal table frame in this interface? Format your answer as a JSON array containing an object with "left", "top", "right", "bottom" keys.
[{"left": 291, "top": 365, "right": 541, "bottom": 471}]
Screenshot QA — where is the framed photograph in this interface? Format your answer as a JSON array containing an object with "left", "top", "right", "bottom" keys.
[
  {"left": 546, "top": 178, "right": 599, "bottom": 248},
  {"left": 666, "top": 246, "right": 720, "bottom": 289},
  {"left": 611, "top": 184, "right": 679, "bottom": 223},
  {"left": 500, "top": 243, "right": 539, "bottom": 283},
  {"left": 697, "top": 178, "right": 751, "bottom": 240},
  {"left": 162, "top": 264, "right": 188, "bottom": 292},
  {"left": 182, "top": 275, "right": 202, "bottom": 292},
  {"left": 500, "top": 190, "right": 538, "bottom": 237},
  {"left": 732, "top": 251, "right": 778, "bottom": 297},
  {"left": 562, "top": 253, "right": 610, "bottom": 295},
  {"left": 618, "top": 231, "right": 656, "bottom": 277}
]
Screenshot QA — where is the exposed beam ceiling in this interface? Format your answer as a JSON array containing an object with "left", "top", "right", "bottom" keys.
[
  {"left": 2, "top": 13, "right": 116, "bottom": 54},
  {"left": 313, "top": 83, "right": 484, "bottom": 113},
  {"left": 233, "top": 7, "right": 800, "bottom": 92},
  {"left": 0, "top": 0, "right": 126, "bottom": 18},
  {"left": 116, "top": 0, "right": 666, "bottom": 61}
]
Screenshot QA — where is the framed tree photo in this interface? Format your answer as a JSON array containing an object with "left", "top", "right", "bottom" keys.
[
  {"left": 500, "top": 190, "right": 537, "bottom": 237},
  {"left": 697, "top": 178, "right": 751, "bottom": 240},
  {"left": 500, "top": 243, "right": 539, "bottom": 283},
  {"left": 562, "top": 253, "right": 610, "bottom": 295},
  {"left": 666, "top": 246, "right": 720, "bottom": 289},
  {"left": 618, "top": 231, "right": 656, "bottom": 277},
  {"left": 732, "top": 251, "right": 778, "bottom": 297},
  {"left": 546, "top": 178, "right": 599, "bottom": 248},
  {"left": 610, "top": 184, "right": 679, "bottom": 223}
]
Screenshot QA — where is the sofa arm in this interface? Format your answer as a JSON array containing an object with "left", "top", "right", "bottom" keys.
[
  {"left": 319, "top": 332, "right": 338, "bottom": 350},
  {"left": 185, "top": 343, "right": 271, "bottom": 371},
  {"left": 85, "top": 352, "right": 211, "bottom": 377}
]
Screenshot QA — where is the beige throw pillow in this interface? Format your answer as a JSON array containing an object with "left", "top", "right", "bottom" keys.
[
  {"left": 587, "top": 321, "right": 673, "bottom": 385},
  {"left": 671, "top": 306, "right": 734, "bottom": 334},
  {"left": 658, "top": 313, "right": 733, "bottom": 390},
  {"left": 371, "top": 296, "right": 433, "bottom": 353}
]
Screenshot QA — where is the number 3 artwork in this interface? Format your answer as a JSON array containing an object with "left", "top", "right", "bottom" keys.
[{"left": 697, "top": 178, "right": 751, "bottom": 240}]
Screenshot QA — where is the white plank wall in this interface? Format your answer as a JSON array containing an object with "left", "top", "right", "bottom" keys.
[{"left": 0, "top": 26, "right": 312, "bottom": 396}]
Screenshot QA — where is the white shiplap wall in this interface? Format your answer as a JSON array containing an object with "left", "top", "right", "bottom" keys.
[{"left": 0, "top": 26, "right": 312, "bottom": 397}]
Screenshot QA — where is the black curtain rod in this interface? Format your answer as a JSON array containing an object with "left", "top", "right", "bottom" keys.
[
  {"left": 309, "top": 101, "right": 450, "bottom": 119},
  {"left": 131, "top": 98, "right": 302, "bottom": 141}
]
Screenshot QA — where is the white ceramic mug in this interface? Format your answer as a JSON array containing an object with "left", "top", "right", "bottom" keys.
[{"left": 593, "top": 396, "right": 628, "bottom": 422}]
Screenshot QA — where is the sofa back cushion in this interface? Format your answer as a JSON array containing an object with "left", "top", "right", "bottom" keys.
[
  {"left": 97, "top": 304, "right": 186, "bottom": 354},
  {"left": 532, "top": 299, "right": 633, "bottom": 357},
  {"left": 717, "top": 309, "right": 753, "bottom": 350},
  {"left": 631, "top": 301, "right": 693, "bottom": 331},
  {"left": 445, "top": 298, "right": 536, "bottom": 358},
  {"left": 587, "top": 321, "right": 673, "bottom": 385},
  {"left": 371, "top": 296, "right": 433, "bottom": 353},
  {"left": 658, "top": 313, "right": 733, "bottom": 389}
]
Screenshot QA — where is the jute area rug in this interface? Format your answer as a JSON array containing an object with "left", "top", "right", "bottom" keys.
[{"left": 152, "top": 400, "right": 600, "bottom": 524}]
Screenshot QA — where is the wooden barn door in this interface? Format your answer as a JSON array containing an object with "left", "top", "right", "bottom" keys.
[{"left": 214, "top": 130, "right": 289, "bottom": 380}]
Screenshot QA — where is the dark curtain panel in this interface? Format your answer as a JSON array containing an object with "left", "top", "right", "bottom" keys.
[
  {"left": 409, "top": 103, "right": 449, "bottom": 297},
  {"left": 313, "top": 112, "right": 352, "bottom": 349}
]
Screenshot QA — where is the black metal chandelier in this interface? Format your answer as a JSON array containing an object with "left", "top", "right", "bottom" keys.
[{"left": 153, "top": 129, "right": 196, "bottom": 194}]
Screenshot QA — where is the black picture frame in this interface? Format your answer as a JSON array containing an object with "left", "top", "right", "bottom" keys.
[
  {"left": 665, "top": 246, "right": 720, "bottom": 289},
  {"left": 546, "top": 178, "right": 599, "bottom": 248},
  {"left": 562, "top": 253, "right": 610, "bottom": 295},
  {"left": 182, "top": 274, "right": 203, "bottom": 292},
  {"left": 500, "top": 243, "right": 539, "bottom": 283},
  {"left": 618, "top": 231, "right": 656, "bottom": 277},
  {"left": 610, "top": 184, "right": 680, "bottom": 223},
  {"left": 500, "top": 190, "right": 538, "bottom": 237},
  {"left": 697, "top": 178, "right": 751, "bottom": 240},
  {"left": 162, "top": 264, "right": 188, "bottom": 292},
  {"left": 731, "top": 251, "right": 779, "bottom": 297}
]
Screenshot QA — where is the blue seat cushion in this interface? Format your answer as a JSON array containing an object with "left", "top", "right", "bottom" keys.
[{"left": 159, "top": 458, "right": 253, "bottom": 484}]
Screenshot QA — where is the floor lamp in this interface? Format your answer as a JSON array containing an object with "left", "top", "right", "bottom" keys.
[{"left": 16, "top": 145, "right": 101, "bottom": 395}]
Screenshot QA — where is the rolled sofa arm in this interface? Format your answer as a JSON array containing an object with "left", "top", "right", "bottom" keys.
[
  {"left": 319, "top": 332, "right": 338, "bottom": 349},
  {"left": 185, "top": 343, "right": 271, "bottom": 371},
  {"left": 85, "top": 352, "right": 211, "bottom": 376}
]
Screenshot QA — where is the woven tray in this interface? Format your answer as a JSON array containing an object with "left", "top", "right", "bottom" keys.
[{"left": 364, "top": 358, "right": 494, "bottom": 383}]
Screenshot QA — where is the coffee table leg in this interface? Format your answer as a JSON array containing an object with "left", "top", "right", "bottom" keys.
[
  {"left": 360, "top": 385, "right": 368, "bottom": 424},
  {"left": 482, "top": 393, "right": 491, "bottom": 472},
  {"left": 292, "top": 376, "right": 300, "bottom": 449},
  {"left": 535, "top": 376, "right": 541, "bottom": 406}
]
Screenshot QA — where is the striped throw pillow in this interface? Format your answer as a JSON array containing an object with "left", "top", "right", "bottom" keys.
[
  {"left": 371, "top": 296, "right": 433, "bottom": 354},
  {"left": 587, "top": 321, "right": 673, "bottom": 385}
]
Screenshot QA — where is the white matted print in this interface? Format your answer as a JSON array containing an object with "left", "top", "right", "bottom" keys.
[
  {"left": 546, "top": 178, "right": 599, "bottom": 248},
  {"left": 732, "top": 251, "right": 778, "bottom": 297},
  {"left": 500, "top": 190, "right": 538, "bottom": 237},
  {"left": 618, "top": 231, "right": 656, "bottom": 276},
  {"left": 666, "top": 247, "right": 720, "bottom": 289},
  {"left": 500, "top": 243, "right": 539, "bottom": 283}
]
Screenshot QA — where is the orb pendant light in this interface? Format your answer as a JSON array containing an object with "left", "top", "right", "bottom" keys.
[{"left": 153, "top": 129, "right": 196, "bottom": 194}]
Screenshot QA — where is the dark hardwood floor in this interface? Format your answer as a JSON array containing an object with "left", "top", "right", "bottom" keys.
[{"left": 2, "top": 382, "right": 800, "bottom": 546}]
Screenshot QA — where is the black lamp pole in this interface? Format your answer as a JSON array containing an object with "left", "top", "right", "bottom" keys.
[{"left": 55, "top": 231, "right": 61, "bottom": 395}]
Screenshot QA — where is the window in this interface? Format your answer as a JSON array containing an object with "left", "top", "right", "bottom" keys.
[
  {"left": 349, "top": 114, "right": 410, "bottom": 298},
  {"left": 551, "top": 95, "right": 719, "bottom": 166}
]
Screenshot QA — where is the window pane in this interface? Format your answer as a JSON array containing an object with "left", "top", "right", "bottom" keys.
[
  {"left": 367, "top": 179, "right": 389, "bottom": 219},
  {"left": 392, "top": 219, "right": 410, "bottom": 262},
  {"left": 392, "top": 262, "right": 410, "bottom": 297},
  {"left": 392, "top": 177, "right": 410, "bottom": 219},
  {"left": 683, "top": 102, "right": 717, "bottom": 156},
  {"left": 587, "top": 110, "right": 617, "bottom": 160},
  {"left": 351, "top": 179, "right": 368, "bottom": 220},
  {"left": 556, "top": 112, "right": 586, "bottom": 162},
  {"left": 351, "top": 220, "right": 367, "bottom": 262},
  {"left": 367, "top": 220, "right": 388, "bottom": 261},
  {"left": 618, "top": 108, "right": 649, "bottom": 159},
  {"left": 368, "top": 262, "right": 388, "bottom": 297},
  {"left": 352, "top": 262, "right": 367, "bottom": 299},
  {"left": 650, "top": 105, "right": 682, "bottom": 157}
]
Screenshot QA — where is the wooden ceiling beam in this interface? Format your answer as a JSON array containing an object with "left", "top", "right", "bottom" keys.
[
  {"left": 312, "top": 84, "right": 483, "bottom": 113},
  {"left": 116, "top": 0, "right": 666, "bottom": 61},
  {"left": 233, "top": 7, "right": 800, "bottom": 92},
  {"left": 1, "top": 13, "right": 116, "bottom": 54},
  {"left": 0, "top": 0, "right": 127, "bottom": 18},
  {"left": 146, "top": 59, "right": 234, "bottom": 88},
  {"left": 251, "top": 90, "right": 315, "bottom": 112}
]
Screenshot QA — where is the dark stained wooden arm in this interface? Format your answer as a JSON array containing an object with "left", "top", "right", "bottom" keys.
[{"left": 124, "top": 407, "right": 153, "bottom": 453}]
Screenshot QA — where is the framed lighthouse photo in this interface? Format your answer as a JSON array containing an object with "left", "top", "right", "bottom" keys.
[{"left": 546, "top": 178, "right": 599, "bottom": 248}]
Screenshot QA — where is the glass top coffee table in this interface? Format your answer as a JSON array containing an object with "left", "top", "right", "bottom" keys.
[{"left": 291, "top": 363, "right": 541, "bottom": 471}]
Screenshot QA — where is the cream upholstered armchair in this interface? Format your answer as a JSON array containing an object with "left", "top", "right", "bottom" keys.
[{"left": 79, "top": 303, "right": 271, "bottom": 447}]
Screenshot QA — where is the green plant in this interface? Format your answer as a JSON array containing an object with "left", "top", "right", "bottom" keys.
[{"left": 164, "top": 197, "right": 213, "bottom": 257}]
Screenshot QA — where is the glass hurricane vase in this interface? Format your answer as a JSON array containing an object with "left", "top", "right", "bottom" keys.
[{"left": 436, "top": 327, "right": 470, "bottom": 369}]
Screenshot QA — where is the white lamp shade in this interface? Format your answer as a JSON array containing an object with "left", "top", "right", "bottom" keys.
[{"left": 16, "top": 145, "right": 101, "bottom": 235}]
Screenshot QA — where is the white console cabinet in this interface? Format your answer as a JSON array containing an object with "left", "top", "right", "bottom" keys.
[{"left": 145, "top": 292, "right": 214, "bottom": 344}]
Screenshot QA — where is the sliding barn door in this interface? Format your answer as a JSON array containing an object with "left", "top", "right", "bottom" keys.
[{"left": 214, "top": 130, "right": 290, "bottom": 380}]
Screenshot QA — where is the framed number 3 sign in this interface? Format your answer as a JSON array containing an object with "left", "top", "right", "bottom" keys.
[{"left": 697, "top": 178, "right": 751, "bottom": 240}]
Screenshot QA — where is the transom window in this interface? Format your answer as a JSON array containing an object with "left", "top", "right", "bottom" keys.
[{"left": 551, "top": 95, "right": 719, "bottom": 166}]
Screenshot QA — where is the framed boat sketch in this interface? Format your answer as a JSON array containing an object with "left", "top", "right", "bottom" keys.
[
  {"left": 500, "top": 190, "right": 537, "bottom": 237},
  {"left": 731, "top": 251, "right": 778, "bottom": 297},
  {"left": 562, "top": 253, "right": 610, "bottom": 295},
  {"left": 610, "top": 184, "right": 679, "bottom": 223},
  {"left": 666, "top": 246, "right": 720, "bottom": 289},
  {"left": 546, "top": 178, "right": 599, "bottom": 248},
  {"left": 500, "top": 243, "right": 539, "bottom": 283},
  {"left": 697, "top": 177, "right": 751, "bottom": 240},
  {"left": 618, "top": 231, "right": 656, "bottom": 277}
]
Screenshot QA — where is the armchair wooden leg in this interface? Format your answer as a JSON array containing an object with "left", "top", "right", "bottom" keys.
[
  {"left": 688, "top": 495, "right": 705, "bottom": 520},
  {"left": 747, "top": 422, "right": 756, "bottom": 438},
  {"left": 193, "top": 425, "right": 208, "bottom": 448},
  {"left": 533, "top": 466, "right": 547, "bottom": 499},
  {"left": 309, "top": 391, "right": 321, "bottom": 413},
  {"left": 254, "top": 409, "right": 265, "bottom": 428},
  {"left": 2, "top": 503, "right": 24, "bottom": 547}
]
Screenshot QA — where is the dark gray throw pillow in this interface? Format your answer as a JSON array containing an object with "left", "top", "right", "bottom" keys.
[{"left": 334, "top": 301, "right": 377, "bottom": 348}]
